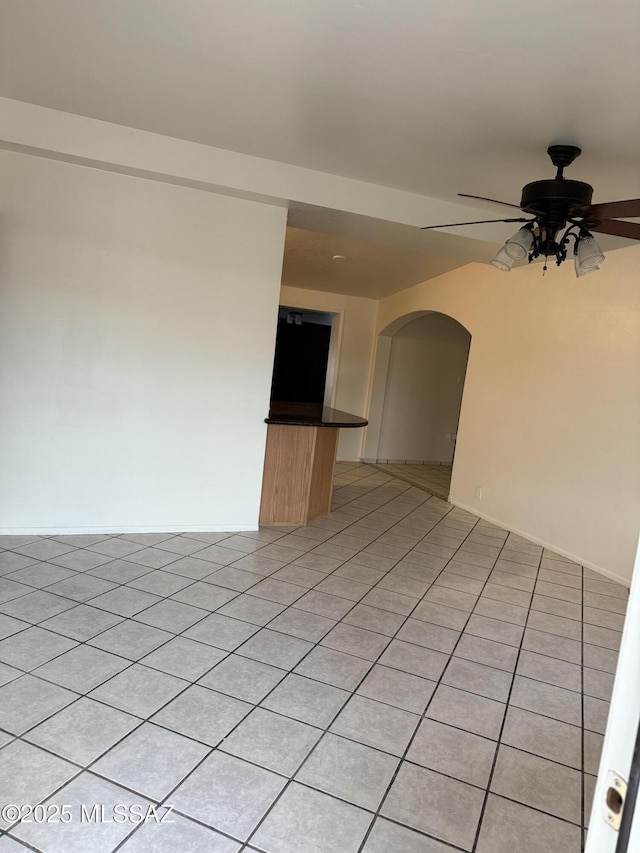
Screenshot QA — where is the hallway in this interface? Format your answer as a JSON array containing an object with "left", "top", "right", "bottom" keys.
[{"left": 0, "top": 463, "right": 627, "bottom": 852}]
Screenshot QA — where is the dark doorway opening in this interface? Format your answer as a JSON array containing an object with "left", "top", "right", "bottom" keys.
[{"left": 270, "top": 307, "right": 334, "bottom": 405}]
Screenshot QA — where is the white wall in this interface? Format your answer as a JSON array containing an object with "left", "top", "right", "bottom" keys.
[
  {"left": 0, "top": 150, "right": 287, "bottom": 533},
  {"left": 377, "top": 252, "right": 640, "bottom": 584},
  {"left": 377, "top": 313, "right": 470, "bottom": 463},
  {"left": 279, "top": 286, "right": 377, "bottom": 460},
  {"left": 1, "top": 98, "right": 512, "bottom": 238}
]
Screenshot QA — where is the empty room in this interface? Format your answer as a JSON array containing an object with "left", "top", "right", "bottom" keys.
[{"left": 1, "top": 2, "right": 639, "bottom": 852}]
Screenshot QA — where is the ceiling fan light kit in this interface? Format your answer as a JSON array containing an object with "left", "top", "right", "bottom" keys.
[
  {"left": 424, "top": 145, "right": 640, "bottom": 277},
  {"left": 489, "top": 245, "right": 516, "bottom": 272},
  {"left": 503, "top": 225, "right": 535, "bottom": 260},
  {"left": 574, "top": 262, "right": 600, "bottom": 278},
  {"left": 491, "top": 221, "right": 605, "bottom": 276},
  {"left": 575, "top": 233, "right": 606, "bottom": 272}
]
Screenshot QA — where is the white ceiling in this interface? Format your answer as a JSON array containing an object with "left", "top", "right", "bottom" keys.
[{"left": 2, "top": 0, "right": 639, "bottom": 296}]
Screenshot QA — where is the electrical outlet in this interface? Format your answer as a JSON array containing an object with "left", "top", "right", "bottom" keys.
[{"left": 475, "top": 486, "right": 483, "bottom": 500}]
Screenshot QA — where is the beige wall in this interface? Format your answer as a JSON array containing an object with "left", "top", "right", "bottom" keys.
[
  {"left": 279, "top": 286, "right": 378, "bottom": 459},
  {"left": 377, "top": 252, "right": 640, "bottom": 584},
  {"left": 0, "top": 150, "right": 287, "bottom": 533},
  {"left": 377, "top": 313, "right": 470, "bottom": 463}
]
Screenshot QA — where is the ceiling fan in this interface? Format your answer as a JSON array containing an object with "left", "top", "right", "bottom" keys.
[{"left": 422, "top": 145, "right": 640, "bottom": 276}]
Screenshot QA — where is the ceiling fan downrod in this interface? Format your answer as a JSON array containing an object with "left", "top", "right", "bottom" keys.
[{"left": 547, "top": 144, "right": 582, "bottom": 180}]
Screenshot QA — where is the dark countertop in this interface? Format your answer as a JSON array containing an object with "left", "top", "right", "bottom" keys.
[{"left": 266, "top": 402, "right": 368, "bottom": 429}]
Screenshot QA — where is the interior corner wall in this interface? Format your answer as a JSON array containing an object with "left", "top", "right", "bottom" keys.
[
  {"left": 0, "top": 150, "right": 287, "bottom": 533},
  {"left": 279, "top": 285, "right": 378, "bottom": 460},
  {"left": 377, "top": 313, "right": 470, "bottom": 463},
  {"left": 377, "top": 254, "right": 640, "bottom": 585}
]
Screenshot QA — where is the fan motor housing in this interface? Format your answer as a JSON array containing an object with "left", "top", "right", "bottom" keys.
[{"left": 521, "top": 179, "right": 593, "bottom": 216}]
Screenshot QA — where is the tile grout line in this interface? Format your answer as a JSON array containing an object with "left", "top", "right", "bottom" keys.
[{"left": 468, "top": 540, "right": 546, "bottom": 853}]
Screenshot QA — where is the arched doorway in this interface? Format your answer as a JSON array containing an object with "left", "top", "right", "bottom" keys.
[{"left": 363, "top": 311, "right": 471, "bottom": 498}]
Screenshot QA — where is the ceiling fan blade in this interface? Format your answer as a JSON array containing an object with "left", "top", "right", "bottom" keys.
[
  {"left": 458, "top": 193, "right": 522, "bottom": 210},
  {"left": 580, "top": 199, "right": 640, "bottom": 220},
  {"left": 588, "top": 219, "right": 640, "bottom": 240},
  {"left": 421, "top": 217, "right": 530, "bottom": 230}
]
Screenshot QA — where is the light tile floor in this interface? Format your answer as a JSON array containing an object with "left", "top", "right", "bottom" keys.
[
  {"left": 372, "top": 463, "right": 452, "bottom": 500},
  {"left": 0, "top": 462, "right": 628, "bottom": 852}
]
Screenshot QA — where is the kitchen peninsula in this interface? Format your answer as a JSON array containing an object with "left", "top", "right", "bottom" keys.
[{"left": 259, "top": 402, "right": 368, "bottom": 526}]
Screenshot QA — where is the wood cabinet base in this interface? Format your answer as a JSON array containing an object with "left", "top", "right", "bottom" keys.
[{"left": 259, "top": 424, "right": 338, "bottom": 526}]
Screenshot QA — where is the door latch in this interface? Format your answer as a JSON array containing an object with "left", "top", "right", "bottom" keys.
[{"left": 602, "top": 770, "right": 627, "bottom": 831}]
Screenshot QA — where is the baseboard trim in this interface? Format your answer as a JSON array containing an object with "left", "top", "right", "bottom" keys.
[
  {"left": 450, "top": 499, "right": 630, "bottom": 588},
  {"left": 361, "top": 458, "right": 452, "bottom": 466},
  {"left": 0, "top": 523, "right": 258, "bottom": 535}
]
